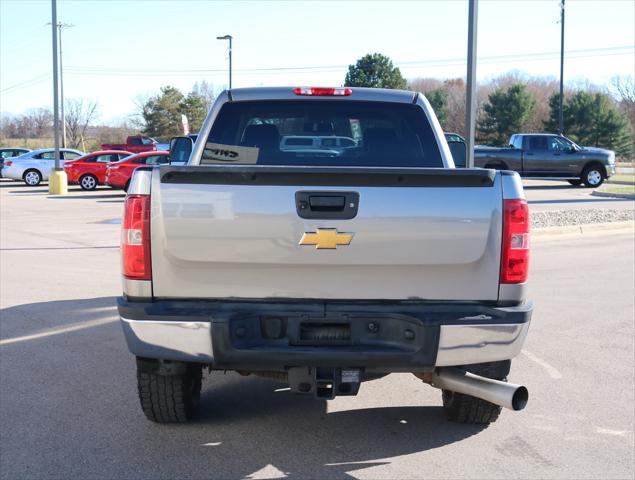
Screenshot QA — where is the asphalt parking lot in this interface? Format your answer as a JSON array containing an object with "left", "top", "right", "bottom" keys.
[{"left": 1, "top": 178, "right": 634, "bottom": 479}]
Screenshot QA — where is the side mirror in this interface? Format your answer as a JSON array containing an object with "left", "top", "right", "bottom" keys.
[
  {"left": 169, "top": 136, "right": 194, "bottom": 164},
  {"left": 447, "top": 139, "right": 467, "bottom": 168}
]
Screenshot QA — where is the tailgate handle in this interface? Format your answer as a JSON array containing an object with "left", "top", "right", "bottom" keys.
[
  {"left": 295, "top": 191, "right": 359, "bottom": 220},
  {"left": 309, "top": 195, "right": 345, "bottom": 211}
]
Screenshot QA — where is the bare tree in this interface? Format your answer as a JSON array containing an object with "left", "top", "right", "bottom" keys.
[
  {"left": 65, "top": 99, "right": 98, "bottom": 149},
  {"left": 27, "top": 108, "right": 53, "bottom": 137},
  {"left": 191, "top": 80, "right": 216, "bottom": 110},
  {"left": 611, "top": 76, "right": 635, "bottom": 132}
]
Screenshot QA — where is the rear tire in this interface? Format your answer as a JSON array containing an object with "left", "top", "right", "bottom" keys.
[
  {"left": 441, "top": 360, "right": 510, "bottom": 425},
  {"left": 79, "top": 174, "right": 98, "bottom": 191},
  {"left": 23, "top": 169, "right": 42, "bottom": 186},
  {"left": 136, "top": 358, "right": 202, "bottom": 423}
]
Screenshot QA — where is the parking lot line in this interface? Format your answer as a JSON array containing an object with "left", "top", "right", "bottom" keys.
[
  {"left": 0, "top": 316, "right": 118, "bottom": 346},
  {"left": 521, "top": 349, "right": 563, "bottom": 379}
]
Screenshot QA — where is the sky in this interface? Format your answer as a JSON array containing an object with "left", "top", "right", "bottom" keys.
[{"left": 1, "top": 0, "right": 634, "bottom": 125}]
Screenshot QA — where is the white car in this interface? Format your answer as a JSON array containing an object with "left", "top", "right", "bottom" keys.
[{"left": 2, "top": 148, "right": 85, "bottom": 186}]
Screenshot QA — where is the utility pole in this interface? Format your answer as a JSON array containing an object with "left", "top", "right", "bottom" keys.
[
  {"left": 216, "top": 35, "right": 233, "bottom": 89},
  {"left": 465, "top": 0, "right": 478, "bottom": 168},
  {"left": 558, "top": 0, "right": 565, "bottom": 135},
  {"left": 58, "top": 22, "right": 73, "bottom": 148},
  {"left": 48, "top": 0, "right": 67, "bottom": 195},
  {"left": 46, "top": 21, "right": 73, "bottom": 148}
]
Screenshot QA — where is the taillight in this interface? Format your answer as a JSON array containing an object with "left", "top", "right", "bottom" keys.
[
  {"left": 293, "top": 87, "right": 352, "bottom": 96},
  {"left": 501, "top": 199, "right": 530, "bottom": 284},
  {"left": 122, "top": 194, "right": 151, "bottom": 280},
  {"left": 4, "top": 161, "right": 12, "bottom": 167}
]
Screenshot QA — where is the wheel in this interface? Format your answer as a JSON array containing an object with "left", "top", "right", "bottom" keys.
[
  {"left": 568, "top": 180, "right": 582, "bottom": 186},
  {"left": 582, "top": 165, "right": 604, "bottom": 188},
  {"left": 23, "top": 169, "right": 42, "bottom": 186},
  {"left": 79, "top": 174, "right": 98, "bottom": 191},
  {"left": 136, "top": 358, "right": 202, "bottom": 423},
  {"left": 441, "top": 360, "right": 510, "bottom": 425}
]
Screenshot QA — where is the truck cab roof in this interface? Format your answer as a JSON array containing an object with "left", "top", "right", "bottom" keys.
[{"left": 228, "top": 86, "right": 418, "bottom": 104}]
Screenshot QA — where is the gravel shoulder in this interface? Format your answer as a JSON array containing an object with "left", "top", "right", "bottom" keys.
[{"left": 532, "top": 208, "right": 634, "bottom": 229}]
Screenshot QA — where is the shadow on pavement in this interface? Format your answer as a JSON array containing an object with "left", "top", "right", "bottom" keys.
[
  {"left": 191, "top": 377, "right": 486, "bottom": 478},
  {"left": 0, "top": 296, "right": 118, "bottom": 340},
  {"left": 1, "top": 296, "right": 487, "bottom": 479}
]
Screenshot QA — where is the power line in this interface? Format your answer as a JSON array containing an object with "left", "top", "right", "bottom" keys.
[
  {"left": 0, "top": 74, "right": 51, "bottom": 93},
  {"left": 63, "top": 45, "right": 633, "bottom": 76}
]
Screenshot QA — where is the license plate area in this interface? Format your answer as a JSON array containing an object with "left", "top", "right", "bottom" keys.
[{"left": 299, "top": 322, "right": 351, "bottom": 345}]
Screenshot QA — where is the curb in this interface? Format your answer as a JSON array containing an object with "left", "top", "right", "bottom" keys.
[
  {"left": 533, "top": 221, "right": 634, "bottom": 239},
  {"left": 591, "top": 190, "right": 635, "bottom": 200},
  {"left": 607, "top": 180, "right": 635, "bottom": 186}
]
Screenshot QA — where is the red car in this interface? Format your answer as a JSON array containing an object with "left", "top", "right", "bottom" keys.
[
  {"left": 105, "top": 151, "right": 170, "bottom": 191},
  {"left": 101, "top": 135, "right": 162, "bottom": 154},
  {"left": 64, "top": 150, "right": 132, "bottom": 190}
]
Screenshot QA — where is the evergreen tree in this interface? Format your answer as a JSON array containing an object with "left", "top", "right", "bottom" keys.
[
  {"left": 545, "top": 91, "right": 634, "bottom": 156},
  {"left": 344, "top": 53, "right": 407, "bottom": 89},
  {"left": 478, "top": 84, "right": 536, "bottom": 146},
  {"left": 426, "top": 88, "right": 448, "bottom": 126}
]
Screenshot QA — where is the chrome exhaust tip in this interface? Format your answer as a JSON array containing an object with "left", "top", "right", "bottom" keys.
[{"left": 432, "top": 367, "right": 528, "bottom": 411}]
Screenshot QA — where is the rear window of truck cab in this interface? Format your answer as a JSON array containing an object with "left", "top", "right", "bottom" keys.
[{"left": 201, "top": 100, "right": 443, "bottom": 167}]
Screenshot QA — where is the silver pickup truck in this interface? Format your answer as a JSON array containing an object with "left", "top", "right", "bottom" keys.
[{"left": 118, "top": 87, "right": 533, "bottom": 425}]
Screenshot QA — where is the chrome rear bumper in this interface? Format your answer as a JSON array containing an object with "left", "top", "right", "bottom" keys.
[{"left": 119, "top": 298, "right": 532, "bottom": 368}]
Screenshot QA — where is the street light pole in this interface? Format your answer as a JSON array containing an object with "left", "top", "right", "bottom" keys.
[
  {"left": 216, "top": 35, "right": 233, "bottom": 89},
  {"left": 558, "top": 0, "right": 565, "bottom": 135},
  {"left": 49, "top": 0, "right": 67, "bottom": 194},
  {"left": 465, "top": 0, "right": 478, "bottom": 168}
]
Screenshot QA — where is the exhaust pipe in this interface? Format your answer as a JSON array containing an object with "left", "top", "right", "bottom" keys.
[{"left": 432, "top": 367, "right": 528, "bottom": 411}]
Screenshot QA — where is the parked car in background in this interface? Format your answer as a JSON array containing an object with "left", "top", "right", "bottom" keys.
[
  {"left": 64, "top": 150, "right": 132, "bottom": 190},
  {"left": 2, "top": 148, "right": 84, "bottom": 186},
  {"left": 475, "top": 133, "right": 616, "bottom": 187},
  {"left": 101, "top": 136, "right": 163, "bottom": 154},
  {"left": 0, "top": 148, "right": 31, "bottom": 177},
  {"left": 105, "top": 151, "right": 169, "bottom": 191},
  {"left": 444, "top": 133, "right": 467, "bottom": 167}
]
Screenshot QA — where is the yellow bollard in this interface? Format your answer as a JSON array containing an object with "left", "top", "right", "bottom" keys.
[{"left": 48, "top": 169, "right": 68, "bottom": 195}]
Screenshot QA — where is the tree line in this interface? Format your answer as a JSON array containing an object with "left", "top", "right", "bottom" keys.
[
  {"left": 2, "top": 55, "right": 633, "bottom": 159},
  {"left": 347, "top": 53, "right": 634, "bottom": 158}
]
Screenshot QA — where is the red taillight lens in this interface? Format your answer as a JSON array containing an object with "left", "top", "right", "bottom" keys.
[
  {"left": 122, "top": 194, "right": 151, "bottom": 280},
  {"left": 501, "top": 199, "right": 530, "bottom": 284},
  {"left": 293, "top": 87, "right": 352, "bottom": 96},
  {"left": 4, "top": 161, "right": 12, "bottom": 167}
]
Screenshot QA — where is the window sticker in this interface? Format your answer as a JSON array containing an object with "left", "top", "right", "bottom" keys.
[{"left": 201, "top": 143, "right": 259, "bottom": 164}]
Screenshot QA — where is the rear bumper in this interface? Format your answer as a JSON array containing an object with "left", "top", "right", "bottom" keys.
[{"left": 118, "top": 298, "right": 533, "bottom": 370}]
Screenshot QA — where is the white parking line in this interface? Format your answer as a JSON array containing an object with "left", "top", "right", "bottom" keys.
[
  {"left": 0, "top": 317, "right": 118, "bottom": 346},
  {"left": 596, "top": 427, "right": 629, "bottom": 437},
  {"left": 521, "top": 349, "right": 563, "bottom": 379}
]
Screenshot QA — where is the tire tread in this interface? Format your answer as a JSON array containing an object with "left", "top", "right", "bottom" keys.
[{"left": 136, "top": 363, "right": 202, "bottom": 423}]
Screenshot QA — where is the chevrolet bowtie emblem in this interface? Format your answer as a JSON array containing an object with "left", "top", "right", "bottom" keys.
[{"left": 299, "top": 228, "right": 354, "bottom": 249}]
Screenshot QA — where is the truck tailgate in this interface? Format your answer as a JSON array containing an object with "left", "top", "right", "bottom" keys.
[{"left": 151, "top": 166, "right": 502, "bottom": 301}]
